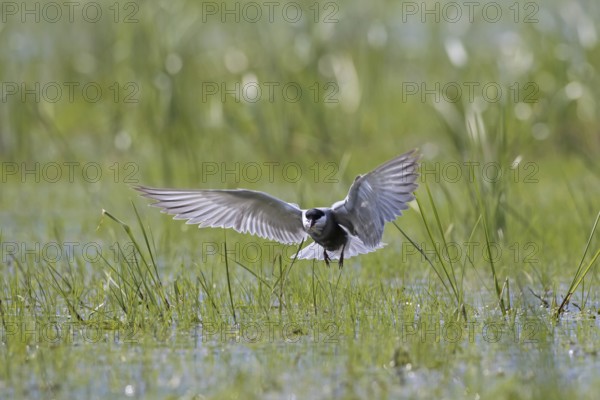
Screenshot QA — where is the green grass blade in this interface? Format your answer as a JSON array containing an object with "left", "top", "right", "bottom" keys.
[
  {"left": 473, "top": 176, "right": 507, "bottom": 315},
  {"left": 414, "top": 191, "right": 460, "bottom": 304},
  {"left": 223, "top": 240, "right": 237, "bottom": 324},
  {"left": 556, "top": 211, "right": 600, "bottom": 316}
]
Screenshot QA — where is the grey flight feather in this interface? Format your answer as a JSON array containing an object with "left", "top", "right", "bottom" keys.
[
  {"left": 332, "top": 149, "right": 420, "bottom": 248},
  {"left": 135, "top": 186, "right": 307, "bottom": 244}
]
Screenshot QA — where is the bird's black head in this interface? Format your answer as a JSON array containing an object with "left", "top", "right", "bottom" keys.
[
  {"left": 306, "top": 208, "right": 325, "bottom": 221},
  {"left": 304, "top": 208, "right": 326, "bottom": 230}
]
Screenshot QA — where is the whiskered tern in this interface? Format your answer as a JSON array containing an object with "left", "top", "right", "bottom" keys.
[{"left": 135, "top": 149, "right": 419, "bottom": 267}]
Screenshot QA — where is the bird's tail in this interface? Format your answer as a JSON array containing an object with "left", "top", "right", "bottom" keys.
[{"left": 295, "top": 235, "right": 385, "bottom": 261}]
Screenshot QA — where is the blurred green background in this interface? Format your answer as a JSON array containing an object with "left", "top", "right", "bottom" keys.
[{"left": 1, "top": 0, "right": 598, "bottom": 168}]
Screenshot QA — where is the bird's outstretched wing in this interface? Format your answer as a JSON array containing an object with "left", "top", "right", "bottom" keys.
[
  {"left": 135, "top": 186, "right": 307, "bottom": 244},
  {"left": 332, "top": 149, "right": 419, "bottom": 247}
]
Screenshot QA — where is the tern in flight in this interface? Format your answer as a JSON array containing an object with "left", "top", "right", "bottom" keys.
[{"left": 136, "top": 149, "right": 419, "bottom": 267}]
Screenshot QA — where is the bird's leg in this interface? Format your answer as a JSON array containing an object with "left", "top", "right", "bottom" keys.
[
  {"left": 338, "top": 243, "right": 346, "bottom": 269},
  {"left": 323, "top": 250, "right": 331, "bottom": 267}
]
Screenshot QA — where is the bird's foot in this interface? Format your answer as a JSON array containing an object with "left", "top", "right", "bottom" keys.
[
  {"left": 338, "top": 244, "right": 346, "bottom": 269},
  {"left": 323, "top": 250, "right": 331, "bottom": 267}
]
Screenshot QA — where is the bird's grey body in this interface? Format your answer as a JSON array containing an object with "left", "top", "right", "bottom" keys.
[
  {"left": 306, "top": 209, "right": 347, "bottom": 251},
  {"left": 136, "top": 149, "right": 419, "bottom": 267}
]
